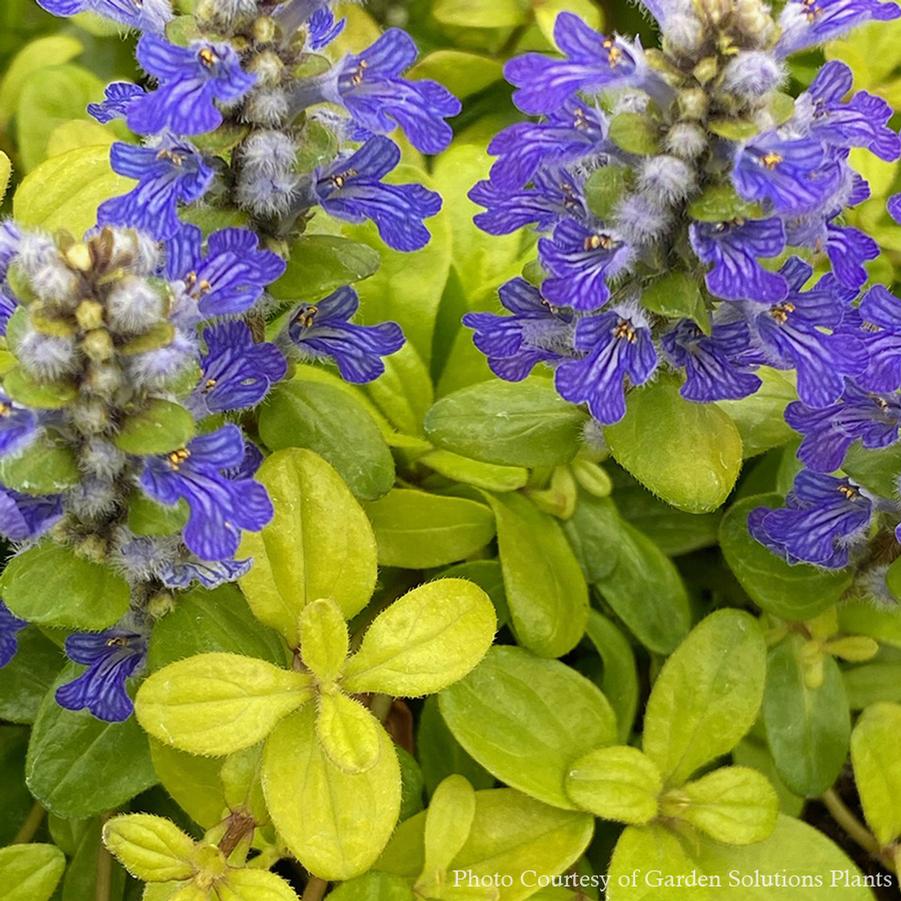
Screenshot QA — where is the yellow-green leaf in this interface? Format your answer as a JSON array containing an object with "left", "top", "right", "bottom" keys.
[
  {"left": 316, "top": 692, "right": 382, "bottom": 774},
  {"left": 102, "top": 814, "right": 195, "bottom": 883}
]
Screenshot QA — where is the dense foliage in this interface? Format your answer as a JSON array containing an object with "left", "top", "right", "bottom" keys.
[{"left": 1, "top": 0, "right": 901, "bottom": 899}]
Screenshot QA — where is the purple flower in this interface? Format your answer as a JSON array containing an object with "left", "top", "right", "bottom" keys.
[
  {"left": 777, "top": 0, "right": 900, "bottom": 57},
  {"left": 286, "top": 286, "right": 404, "bottom": 383},
  {"left": 36, "top": 0, "right": 172, "bottom": 33},
  {"left": 689, "top": 218, "right": 788, "bottom": 303},
  {"left": 55, "top": 627, "right": 147, "bottom": 722},
  {"left": 0, "top": 602, "right": 28, "bottom": 669},
  {"left": 662, "top": 319, "right": 763, "bottom": 402},
  {"left": 750, "top": 258, "right": 865, "bottom": 408},
  {"left": 0, "top": 489, "right": 62, "bottom": 542},
  {"left": 749, "top": 471, "right": 873, "bottom": 568},
  {"left": 538, "top": 218, "right": 634, "bottom": 311},
  {"left": 140, "top": 425, "right": 273, "bottom": 562},
  {"left": 487, "top": 99, "right": 607, "bottom": 192},
  {"left": 335, "top": 29, "right": 461, "bottom": 154},
  {"left": 314, "top": 137, "right": 442, "bottom": 251},
  {"left": 194, "top": 321, "right": 287, "bottom": 415},
  {"left": 505, "top": 12, "right": 651, "bottom": 115},
  {"left": 854, "top": 284, "right": 901, "bottom": 392},
  {"left": 166, "top": 225, "right": 287, "bottom": 317},
  {"left": 732, "top": 135, "right": 835, "bottom": 215},
  {"left": 0, "top": 394, "right": 40, "bottom": 458},
  {"left": 87, "top": 82, "right": 146, "bottom": 125},
  {"left": 160, "top": 556, "right": 253, "bottom": 590},
  {"left": 823, "top": 223, "right": 879, "bottom": 291},
  {"left": 309, "top": 8, "right": 345, "bottom": 50},
  {"left": 463, "top": 277, "right": 574, "bottom": 381},
  {"left": 554, "top": 304, "right": 658, "bottom": 424},
  {"left": 99, "top": 139, "right": 214, "bottom": 240},
  {"left": 127, "top": 36, "right": 256, "bottom": 137},
  {"left": 786, "top": 383, "right": 901, "bottom": 473}
]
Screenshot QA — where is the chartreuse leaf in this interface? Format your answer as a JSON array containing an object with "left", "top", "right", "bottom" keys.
[
  {"left": 425, "top": 381, "right": 588, "bottom": 468},
  {"left": 719, "top": 494, "right": 851, "bottom": 621},
  {"left": 0, "top": 542, "right": 130, "bottom": 630},
  {"left": 850, "top": 702, "right": 901, "bottom": 846},
  {"left": 409, "top": 50, "right": 503, "bottom": 100},
  {"left": 419, "top": 449, "right": 529, "bottom": 492},
  {"left": 220, "top": 744, "right": 268, "bottom": 825},
  {"left": 364, "top": 342, "right": 433, "bottom": 436},
  {"left": 378, "top": 788, "right": 595, "bottom": 901},
  {"left": 718, "top": 367, "right": 797, "bottom": 457},
  {"left": 269, "top": 235, "right": 380, "bottom": 302},
  {"left": 102, "top": 815, "right": 194, "bottom": 883},
  {"left": 238, "top": 448, "right": 377, "bottom": 646},
  {"left": 0, "top": 844, "right": 65, "bottom": 901},
  {"left": 225, "top": 869, "right": 301, "bottom": 899},
  {"left": 431, "top": 0, "right": 529, "bottom": 30},
  {"left": 262, "top": 705, "right": 401, "bottom": 880},
  {"left": 605, "top": 375, "right": 743, "bottom": 513},
  {"left": 585, "top": 612, "right": 639, "bottom": 742},
  {"left": 299, "top": 598, "right": 348, "bottom": 685},
  {"left": 0, "top": 35, "right": 82, "bottom": 125},
  {"left": 259, "top": 380, "right": 395, "bottom": 501},
  {"left": 486, "top": 492, "right": 588, "bottom": 658},
  {"left": 14, "top": 145, "right": 132, "bottom": 238},
  {"left": 135, "top": 653, "right": 315, "bottom": 756},
  {"left": 439, "top": 646, "right": 617, "bottom": 809},
  {"left": 661, "top": 767, "right": 778, "bottom": 845},
  {"left": 0, "top": 151, "right": 10, "bottom": 205},
  {"left": 113, "top": 399, "right": 195, "bottom": 455},
  {"left": 363, "top": 490, "right": 496, "bottom": 569},
  {"left": 764, "top": 634, "right": 851, "bottom": 797},
  {"left": 0, "top": 433, "right": 79, "bottom": 494},
  {"left": 416, "top": 775, "right": 477, "bottom": 896},
  {"left": 643, "top": 610, "right": 767, "bottom": 788},
  {"left": 148, "top": 740, "right": 227, "bottom": 830},
  {"left": 317, "top": 693, "right": 382, "bottom": 774},
  {"left": 326, "top": 872, "right": 415, "bottom": 900},
  {"left": 565, "top": 746, "right": 662, "bottom": 825},
  {"left": 342, "top": 579, "right": 496, "bottom": 696}
]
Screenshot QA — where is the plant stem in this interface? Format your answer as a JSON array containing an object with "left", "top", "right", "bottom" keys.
[
  {"left": 12, "top": 801, "right": 45, "bottom": 845},
  {"left": 821, "top": 789, "right": 896, "bottom": 872},
  {"left": 302, "top": 876, "right": 328, "bottom": 901},
  {"left": 96, "top": 812, "right": 114, "bottom": 901}
]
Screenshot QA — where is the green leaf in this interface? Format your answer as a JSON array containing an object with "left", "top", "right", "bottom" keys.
[
  {"left": 379, "top": 788, "right": 595, "bottom": 901},
  {"left": 148, "top": 740, "right": 227, "bottom": 831},
  {"left": 565, "top": 746, "right": 662, "bottom": 825},
  {"left": 0, "top": 35, "right": 82, "bottom": 126},
  {"left": 641, "top": 272, "right": 709, "bottom": 331},
  {"left": 259, "top": 379, "right": 395, "bottom": 501},
  {"left": 419, "top": 449, "right": 528, "bottom": 492},
  {"left": 643, "top": 610, "right": 766, "bottom": 788},
  {"left": 270, "top": 235, "right": 380, "bottom": 302},
  {"left": 0, "top": 628, "right": 62, "bottom": 724},
  {"left": 663, "top": 767, "right": 778, "bottom": 845},
  {"left": 0, "top": 844, "right": 65, "bottom": 901},
  {"left": 439, "top": 646, "right": 617, "bottom": 809},
  {"left": 13, "top": 145, "right": 132, "bottom": 238},
  {"left": 425, "top": 381, "right": 587, "bottom": 468},
  {"left": 0, "top": 433, "right": 80, "bottom": 494},
  {"left": 262, "top": 705, "right": 401, "bottom": 881},
  {"left": 605, "top": 376, "right": 743, "bottom": 513},
  {"left": 317, "top": 692, "right": 382, "bottom": 774},
  {"left": 719, "top": 494, "right": 852, "bottom": 620},
  {"left": 238, "top": 448, "right": 378, "bottom": 647},
  {"left": 850, "top": 702, "right": 901, "bottom": 846},
  {"left": 113, "top": 399, "right": 195, "bottom": 455},
  {"left": 325, "top": 873, "right": 415, "bottom": 901},
  {"left": 27, "top": 665, "right": 157, "bottom": 817},
  {"left": 585, "top": 612, "right": 639, "bottom": 743},
  {"left": 299, "top": 598, "right": 349, "bottom": 685},
  {"left": 718, "top": 367, "right": 797, "bottom": 457},
  {"left": 4, "top": 366, "right": 77, "bottom": 409},
  {"left": 608, "top": 112, "right": 660, "bottom": 155},
  {"left": 224, "top": 869, "right": 301, "bottom": 900},
  {"left": 409, "top": 50, "right": 503, "bottom": 99},
  {"left": 364, "top": 342, "right": 433, "bottom": 437},
  {"left": 342, "top": 578, "right": 496, "bottom": 696},
  {"left": 0, "top": 151, "right": 9, "bottom": 205},
  {"left": 102, "top": 814, "right": 194, "bottom": 883},
  {"left": 58, "top": 817, "right": 128, "bottom": 901},
  {"left": 432, "top": 0, "right": 529, "bottom": 28},
  {"left": 418, "top": 775, "right": 477, "bottom": 892},
  {"left": 584, "top": 165, "right": 629, "bottom": 220},
  {"left": 764, "top": 635, "right": 851, "bottom": 797},
  {"left": 147, "top": 584, "right": 287, "bottom": 670},
  {"left": 486, "top": 492, "right": 588, "bottom": 658},
  {"left": 0, "top": 542, "right": 130, "bottom": 630},
  {"left": 46, "top": 118, "right": 115, "bottom": 158},
  {"left": 687, "top": 183, "right": 763, "bottom": 221},
  {"left": 363, "top": 489, "right": 496, "bottom": 569},
  {"left": 135, "top": 653, "right": 315, "bottom": 756},
  {"left": 127, "top": 491, "right": 188, "bottom": 537}
]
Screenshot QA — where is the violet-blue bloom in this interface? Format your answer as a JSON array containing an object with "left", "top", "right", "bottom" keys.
[
  {"left": 166, "top": 225, "right": 287, "bottom": 317},
  {"left": 160, "top": 556, "right": 253, "bottom": 590},
  {"left": 689, "top": 218, "right": 788, "bottom": 303},
  {"left": 194, "top": 321, "right": 287, "bottom": 415},
  {"left": 777, "top": 0, "right": 900, "bottom": 57},
  {"left": 463, "top": 278, "right": 574, "bottom": 381},
  {"left": 286, "top": 286, "right": 404, "bottom": 383},
  {"left": 88, "top": 82, "right": 146, "bottom": 125},
  {"left": 139, "top": 425, "right": 273, "bottom": 562},
  {"left": 128, "top": 36, "right": 256, "bottom": 136},
  {"left": 99, "top": 139, "right": 214, "bottom": 240},
  {"left": 55, "top": 628, "right": 147, "bottom": 722},
  {"left": 36, "top": 0, "right": 172, "bottom": 33},
  {"left": 538, "top": 218, "right": 633, "bottom": 311},
  {"left": 749, "top": 471, "right": 872, "bottom": 568},
  {"left": 662, "top": 319, "right": 763, "bottom": 402},
  {"left": 0, "top": 488, "right": 62, "bottom": 542},
  {"left": 854, "top": 284, "right": 901, "bottom": 392},
  {"left": 314, "top": 137, "right": 442, "bottom": 251},
  {"left": 554, "top": 304, "right": 658, "bottom": 424},
  {"left": 505, "top": 12, "right": 651, "bottom": 115},
  {"left": 0, "top": 601, "right": 28, "bottom": 669},
  {"left": 0, "top": 394, "right": 40, "bottom": 458},
  {"left": 308, "top": 8, "right": 345, "bottom": 50}
]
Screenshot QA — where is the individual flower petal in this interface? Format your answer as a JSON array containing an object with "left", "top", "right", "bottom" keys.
[
  {"left": 0, "top": 602, "right": 28, "bottom": 669},
  {"left": 87, "top": 82, "right": 146, "bottom": 124},
  {"left": 37, "top": 0, "right": 172, "bottom": 33},
  {"left": 0, "top": 488, "right": 63, "bottom": 542},
  {"left": 777, "top": 0, "right": 900, "bottom": 57}
]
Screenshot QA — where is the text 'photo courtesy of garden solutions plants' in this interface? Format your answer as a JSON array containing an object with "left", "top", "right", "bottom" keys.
[{"left": 6, "top": 0, "right": 901, "bottom": 899}]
